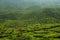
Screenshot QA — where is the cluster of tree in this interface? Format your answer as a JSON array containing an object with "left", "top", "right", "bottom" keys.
[{"left": 0, "top": 8, "right": 60, "bottom": 23}]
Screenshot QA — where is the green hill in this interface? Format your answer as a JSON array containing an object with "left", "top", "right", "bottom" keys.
[{"left": 0, "top": 0, "right": 60, "bottom": 40}]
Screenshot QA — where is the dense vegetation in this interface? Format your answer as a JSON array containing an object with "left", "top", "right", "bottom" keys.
[{"left": 0, "top": 7, "right": 60, "bottom": 40}]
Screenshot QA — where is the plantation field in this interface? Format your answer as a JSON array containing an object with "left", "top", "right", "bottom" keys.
[
  {"left": 0, "top": 0, "right": 60, "bottom": 40},
  {"left": 0, "top": 20, "right": 60, "bottom": 40}
]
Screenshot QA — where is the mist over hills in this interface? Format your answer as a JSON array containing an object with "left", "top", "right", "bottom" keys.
[
  {"left": 0, "top": 0, "right": 60, "bottom": 21},
  {"left": 0, "top": 0, "right": 60, "bottom": 11}
]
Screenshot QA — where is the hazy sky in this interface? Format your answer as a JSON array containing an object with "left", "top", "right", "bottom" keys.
[
  {"left": 0, "top": 0, "right": 60, "bottom": 5},
  {"left": 0, "top": 0, "right": 60, "bottom": 10}
]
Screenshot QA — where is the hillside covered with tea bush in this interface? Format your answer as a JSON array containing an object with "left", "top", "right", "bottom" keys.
[
  {"left": 0, "top": 0, "right": 60, "bottom": 40},
  {"left": 0, "top": 8, "right": 60, "bottom": 40}
]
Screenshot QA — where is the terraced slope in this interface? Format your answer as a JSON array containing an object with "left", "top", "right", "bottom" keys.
[
  {"left": 0, "top": 20, "right": 60, "bottom": 40},
  {"left": 21, "top": 24, "right": 60, "bottom": 40}
]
